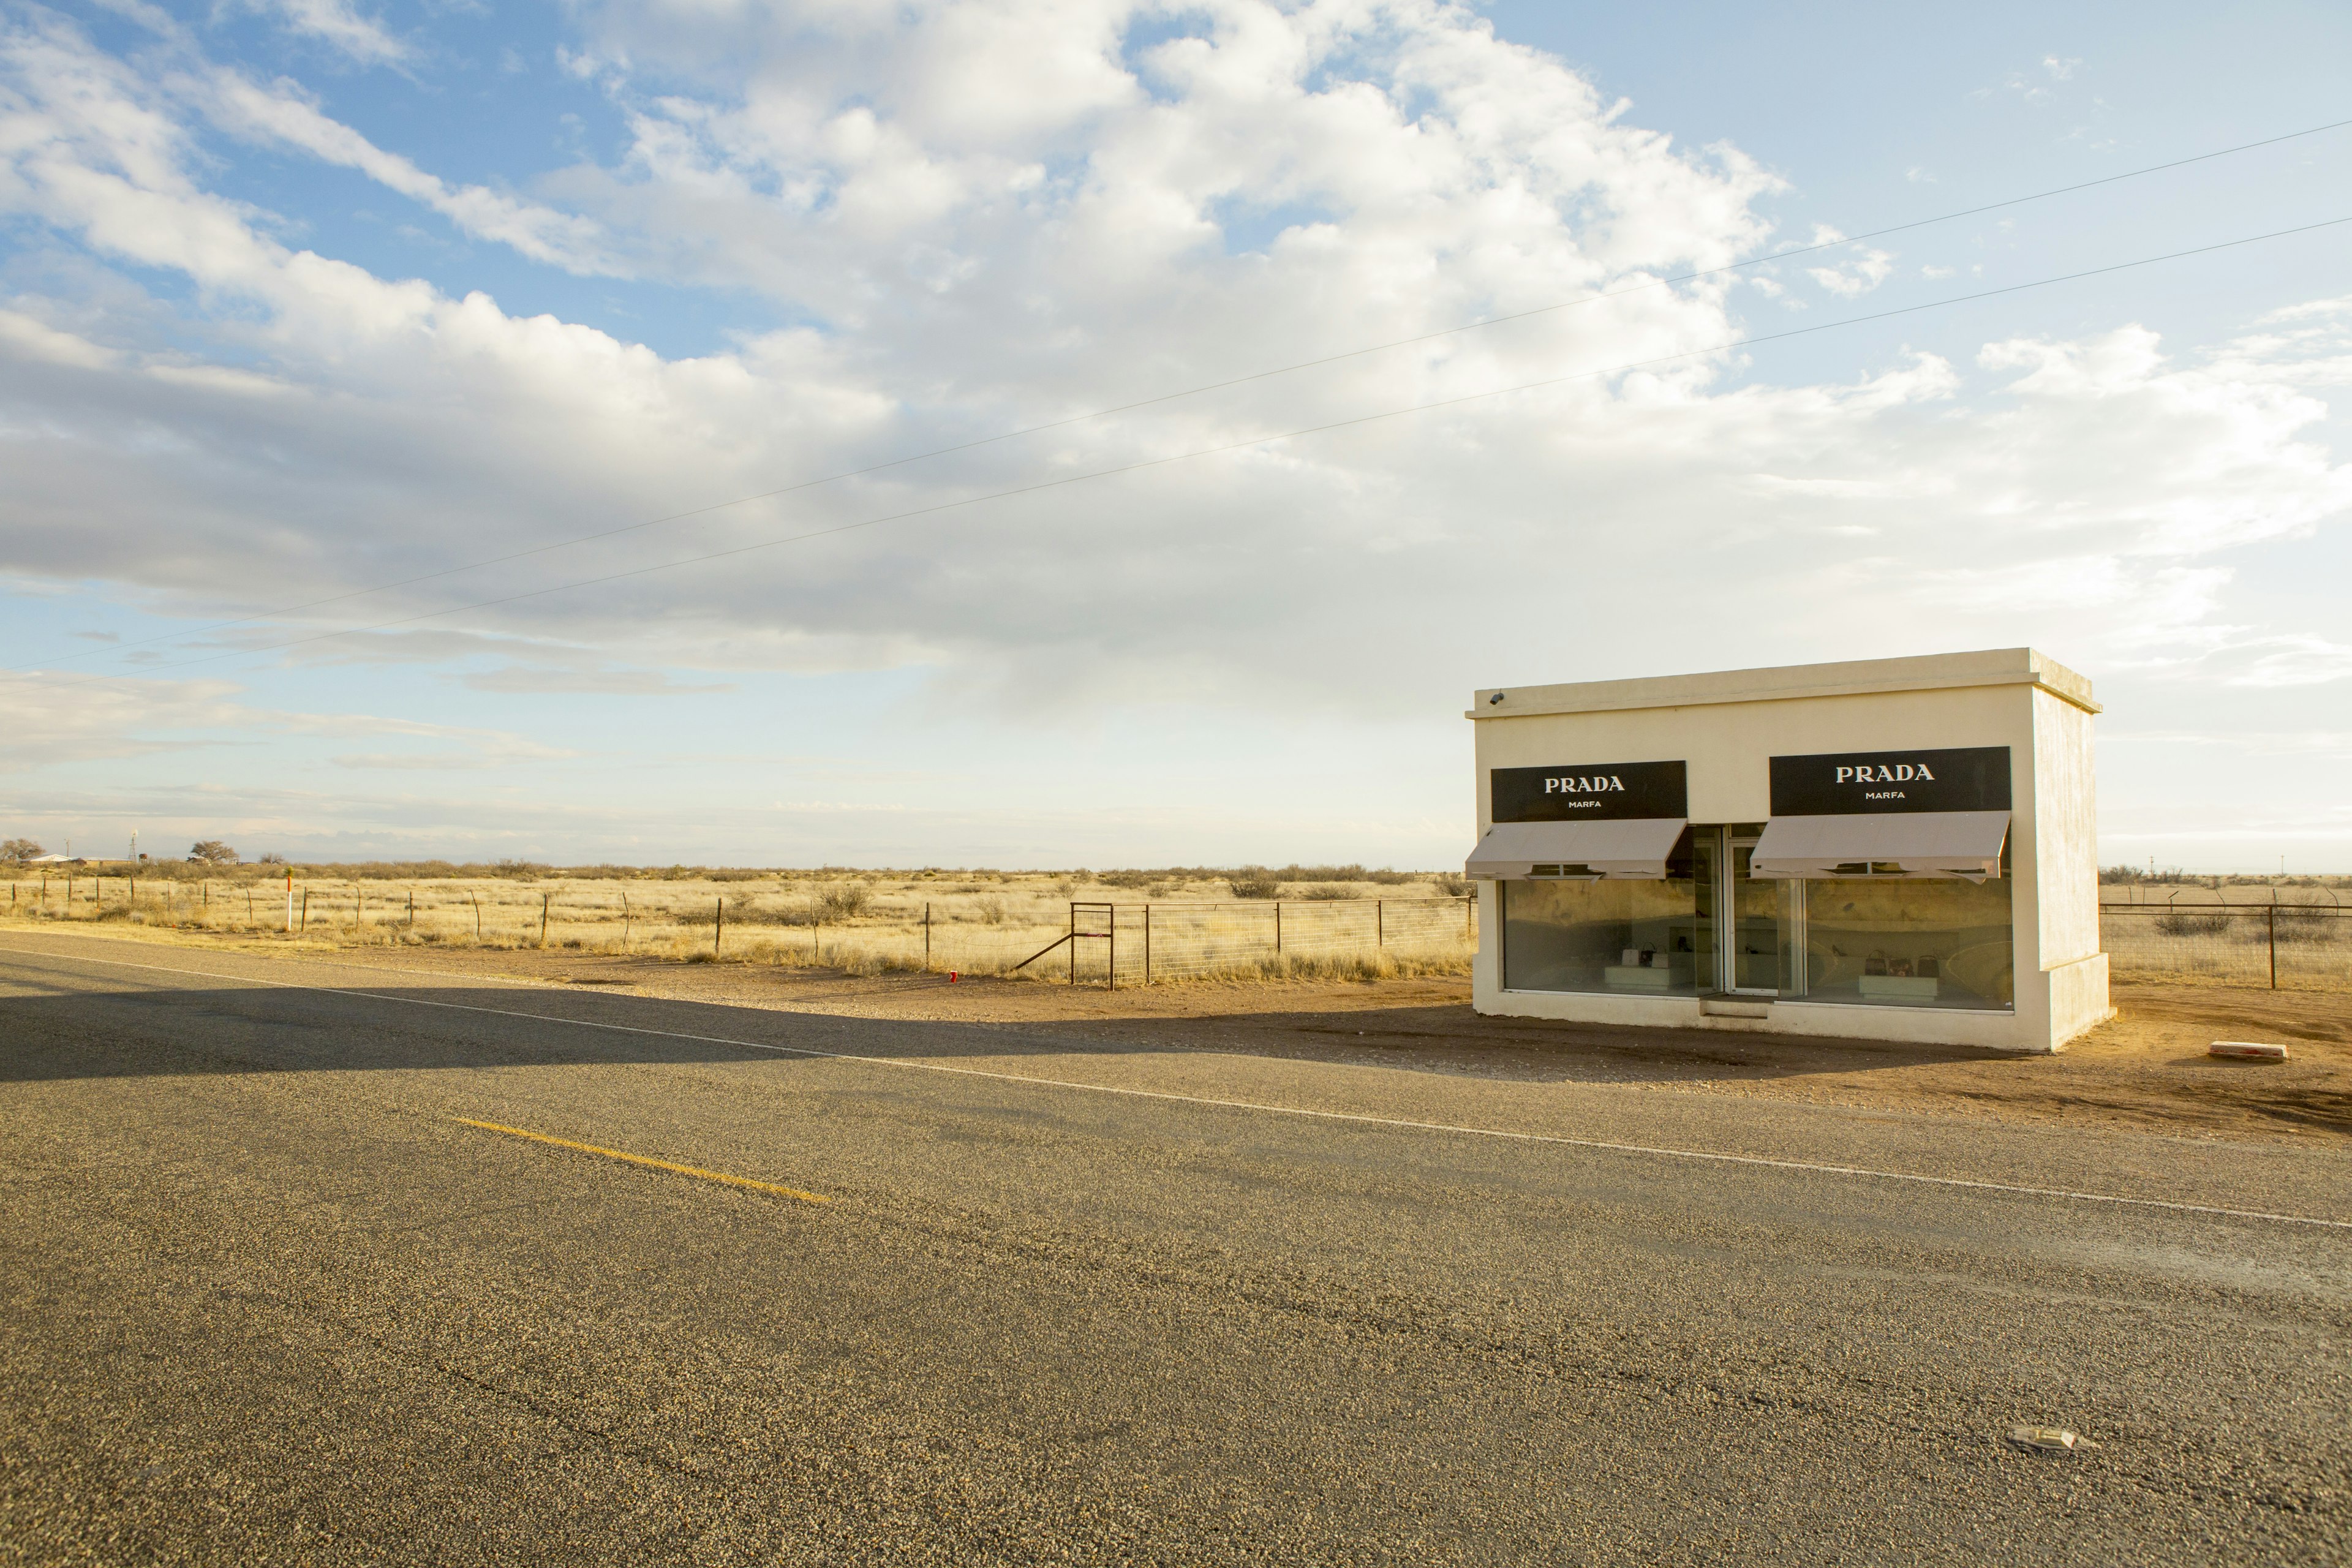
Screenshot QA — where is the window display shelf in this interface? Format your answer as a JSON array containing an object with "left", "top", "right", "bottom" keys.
[{"left": 1857, "top": 974, "right": 1941, "bottom": 1002}]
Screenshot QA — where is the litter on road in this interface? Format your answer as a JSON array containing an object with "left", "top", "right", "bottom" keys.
[{"left": 2007, "top": 1426, "right": 2090, "bottom": 1455}]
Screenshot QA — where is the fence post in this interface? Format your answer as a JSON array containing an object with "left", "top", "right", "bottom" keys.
[
  {"left": 924, "top": 902, "right": 932, "bottom": 970},
  {"left": 2269, "top": 901, "right": 2278, "bottom": 990},
  {"left": 1275, "top": 900, "right": 1283, "bottom": 957},
  {"left": 1068, "top": 901, "right": 1076, "bottom": 986},
  {"left": 1109, "top": 904, "right": 1117, "bottom": 992},
  {"left": 714, "top": 895, "right": 723, "bottom": 956},
  {"left": 1144, "top": 903, "right": 1152, "bottom": 986},
  {"left": 469, "top": 891, "right": 482, "bottom": 941},
  {"left": 541, "top": 891, "right": 551, "bottom": 949},
  {"left": 622, "top": 891, "right": 631, "bottom": 949},
  {"left": 1377, "top": 899, "right": 1384, "bottom": 948},
  {"left": 300, "top": 888, "right": 309, "bottom": 932}
]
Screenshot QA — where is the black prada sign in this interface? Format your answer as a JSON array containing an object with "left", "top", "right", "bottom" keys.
[
  {"left": 1769, "top": 746, "right": 2011, "bottom": 816},
  {"left": 1491, "top": 759, "right": 1687, "bottom": 823}
]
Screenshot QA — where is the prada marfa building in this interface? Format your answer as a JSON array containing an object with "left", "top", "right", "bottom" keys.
[{"left": 1464, "top": 649, "right": 2109, "bottom": 1053}]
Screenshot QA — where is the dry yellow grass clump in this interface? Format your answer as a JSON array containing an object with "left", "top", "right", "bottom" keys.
[{"left": 0, "top": 863, "right": 1476, "bottom": 985}]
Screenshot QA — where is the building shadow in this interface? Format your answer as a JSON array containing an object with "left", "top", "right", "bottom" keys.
[
  {"left": 1007, "top": 1000, "right": 2019, "bottom": 1084},
  {"left": 0, "top": 944, "right": 2017, "bottom": 1090},
  {"left": 0, "top": 972, "right": 1105, "bottom": 1085}
]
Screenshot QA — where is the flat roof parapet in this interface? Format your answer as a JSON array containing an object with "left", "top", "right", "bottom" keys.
[{"left": 1470, "top": 647, "right": 2097, "bottom": 720}]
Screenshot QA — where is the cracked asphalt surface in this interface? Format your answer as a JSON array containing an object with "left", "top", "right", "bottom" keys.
[{"left": 2, "top": 932, "right": 2348, "bottom": 1565}]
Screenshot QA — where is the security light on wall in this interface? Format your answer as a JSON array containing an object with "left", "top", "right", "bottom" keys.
[{"left": 1490, "top": 692, "right": 1506, "bottom": 704}]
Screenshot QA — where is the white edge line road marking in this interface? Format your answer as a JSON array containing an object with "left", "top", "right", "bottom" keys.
[{"left": 7, "top": 940, "right": 2350, "bottom": 1234}]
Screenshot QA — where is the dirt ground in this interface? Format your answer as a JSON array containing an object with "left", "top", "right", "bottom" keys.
[{"left": 23, "top": 925, "right": 2350, "bottom": 1145}]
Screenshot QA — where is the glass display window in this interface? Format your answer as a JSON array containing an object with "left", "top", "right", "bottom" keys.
[
  {"left": 1494, "top": 824, "right": 2015, "bottom": 1011},
  {"left": 1500, "top": 843, "right": 1703, "bottom": 996},
  {"left": 1797, "top": 876, "right": 2015, "bottom": 1010}
]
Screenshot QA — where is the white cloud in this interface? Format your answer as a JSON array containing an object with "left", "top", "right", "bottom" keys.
[
  {"left": 0, "top": 667, "right": 558, "bottom": 771},
  {"left": 0, "top": 669, "right": 252, "bottom": 767},
  {"left": 328, "top": 746, "right": 570, "bottom": 769},
  {"left": 201, "top": 74, "right": 621, "bottom": 273},
  {"left": 458, "top": 664, "right": 737, "bottom": 694},
  {"left": 1799, "top": 225, "right": 1894, "bottom": 298},
  {"left": 2203, "top": 296, "right": 2352, "bottom": 389},
  {"left": 1994, "top": 56, "right": 2081, "bottom": 105},
  {"left": 2221, "top": 636, "right": 2352, "bottom": 688},
  {"left": 1967, "top": 326, "right": 2352, "bottom": 560},
  {"left": 0, "top": 306, "right": 119, "bottom": 369},
  {"left": 235, "top": 0, "right": 409, "bottom": 66}
]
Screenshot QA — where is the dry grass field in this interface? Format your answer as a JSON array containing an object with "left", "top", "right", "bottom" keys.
[
  {"left": 0, "top": 862, "right": 1477, "bottom": 986},
  {"left": 8, "top": 865, "right": 2346, "bottom": 991},
  {"left": 2097, "top": 876, "right": 2352, "bottom": 992}
]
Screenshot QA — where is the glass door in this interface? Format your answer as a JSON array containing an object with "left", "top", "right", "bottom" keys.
[
  {"left": 1691, "top": 828, "right": 1720, "bottom": 992},
  {"left": 1728, "top": 834, "right": 1779, "bottom": 994}
]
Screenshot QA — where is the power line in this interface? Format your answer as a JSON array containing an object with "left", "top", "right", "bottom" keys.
[
  {"left": 14, "top": 113, "right": 2351, "bottom": 676},
  {"left": 24, "top": 211, "right": 2348, "bottom": 695}
]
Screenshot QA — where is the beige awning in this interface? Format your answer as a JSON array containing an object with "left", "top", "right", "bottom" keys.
[
  {"left": 1466, "top": 818, "right": 1687, "bottom": 880},
  {"left": 1749, "top": 811, "right": 2010, "bottom": 881}
]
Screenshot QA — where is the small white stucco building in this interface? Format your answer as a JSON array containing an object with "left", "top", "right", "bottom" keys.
[{"left": 1464, "top": 649, "right": 2109, "bottom": 1053}]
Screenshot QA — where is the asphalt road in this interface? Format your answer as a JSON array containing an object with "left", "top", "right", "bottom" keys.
[{"left": 3, "top": 932, "right": 2347, "bottom": 1566}]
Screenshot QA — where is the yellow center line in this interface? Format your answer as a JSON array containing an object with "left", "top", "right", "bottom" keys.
[{"left": 452, "top": 1117, "right": 831, "bottom": 1205}]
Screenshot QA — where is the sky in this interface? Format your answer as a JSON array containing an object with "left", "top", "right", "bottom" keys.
[{"left": 1, "top": 0, "right": 2348, "bottom": 872}]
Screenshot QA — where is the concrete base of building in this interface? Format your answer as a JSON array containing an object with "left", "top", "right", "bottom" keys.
[{"left": 1470, "top": 972, "right": 2109, "bottom": 1054}]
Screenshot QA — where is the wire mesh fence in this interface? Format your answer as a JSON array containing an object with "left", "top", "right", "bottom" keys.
[
  {"left": 1033, "top": 898, "right": 1479, "bottom": 986},
  {"left": 2099, "top": 903, "right": 2352, "bottom": 991},
  {"left": 21, "top": 871, "right": 2348, "bottom": 992},
  {"left": 0, "top": 873, "right": 1477, "bottom": 984}
]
